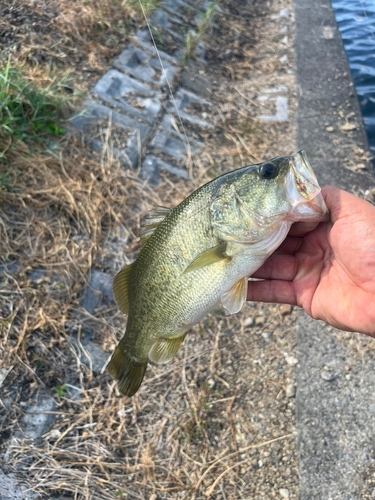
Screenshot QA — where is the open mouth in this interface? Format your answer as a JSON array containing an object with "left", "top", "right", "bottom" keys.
[{"left": 284, "top": 150, "right": 329, "bottom": 219}]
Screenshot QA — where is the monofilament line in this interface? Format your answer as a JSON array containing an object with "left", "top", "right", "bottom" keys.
[{"left": 137, "top": 0, "right": 195, "bottom": 177}]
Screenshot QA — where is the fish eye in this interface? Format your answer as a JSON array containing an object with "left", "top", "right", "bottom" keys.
[{"left": 259, "top": 163, "right": 278, "bottom": 179}]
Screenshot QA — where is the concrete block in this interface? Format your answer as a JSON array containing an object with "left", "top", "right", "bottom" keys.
[
  {"left": 141, "top": 154, "right": 190, "bottom": 185},
  {"left": 70, "top": 101, "right": 152, "bottom": 168},
  {"left": 80, "top": 270, "right": 114, "bottom": 315},
  {"left": 150, "top": 130, "right": 201, "bottom": 160},
  {"left": 180, "top": 60, "right": 212, "bottom": 97},
  {"left": 93, "top": 70, "right": 161, "bottom": 124},
  {"left": 133, "top": 31, "right": 178, "bottom": 65},
  {"left": 161, "top": 0, "right": 193, "bottom": 20},
  {"left": 150, "top": 9, "right": 185, "bottom": 41},
  {"left": 114, "top": 46, "right": 176, "bottom": 87},
  {"left": 167, "top": 88, "right": 213, "bottom": 128}
]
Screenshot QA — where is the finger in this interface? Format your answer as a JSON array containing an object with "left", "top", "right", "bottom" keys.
[
  {"left": 251, "top": 254, "right": 298, "bottom": 280},
  {"left": 289, "top": 221, "right": 319, "bottom": 237},
  {"left": 321, "top": 185, "right": 375, "bottom": 223},
  {"left": 247, "top": 280, "right": 297, "bottom": 305}
]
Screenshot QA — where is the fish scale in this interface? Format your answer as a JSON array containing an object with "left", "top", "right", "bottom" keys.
[{"left": 108, "top": 151, "right": 328, "bottom": 396}]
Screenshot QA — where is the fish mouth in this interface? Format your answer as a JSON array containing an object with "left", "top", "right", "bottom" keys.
[{"left": 284, "top": 150, "right": 329, "bottom": 221}]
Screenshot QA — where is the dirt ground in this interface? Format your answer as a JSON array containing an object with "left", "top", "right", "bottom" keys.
[{"left": 0, "top": 0, "right": 306, "bottom": 498}]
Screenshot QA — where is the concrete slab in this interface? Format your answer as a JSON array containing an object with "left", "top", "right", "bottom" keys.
[
  {"left": 167, "top": 88, "right": 213, "bottom": 129},
  {"left": 92, "top": 70, "right": 161, "bottom": 124},
  {"left": 150, "top": 130, "right": 201, "bottom": 160},
  {"left": 70, "top": 101, "right": 152, "bottom": 168},
  {"left": 295, "top": 0, "right": 375, "bottom": 497},
  {"left": 113, "top": 46, "right": 176, "bottom": 87},
  {"left": 141, "top": 154, "right": 191, "bottom": 185},
  {"left": 132, "top": 31, "right": 178, "bottom": 65}
]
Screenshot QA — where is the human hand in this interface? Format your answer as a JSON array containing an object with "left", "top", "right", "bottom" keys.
[{"left": 247, "top": 186, "right": 375, "bottom": 336}]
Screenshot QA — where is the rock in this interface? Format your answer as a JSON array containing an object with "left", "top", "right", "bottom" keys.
[
  {"left": 325, "top": 126, "right": 334, "bottom": 132},
  {"left": 320, "top": 370, "right": 335, "bottom": 382},
  {"left": 286, "top": 384, "right": 296, "bottom": 398},
  {"left": 258, "top": 460, "right": 263, "bottom": 468},
  {"left": 340, "top": 122, "right": 356, "bottom": 131},
  {"left": 244, "top": 317, "right": 254, "bottom": 327},
  {"left": 206, "top": 378, "right": 215, "bottom": 389},
  {"left": 255, "top": 316, "right": 265, "bottom": 326},
  {"left": 82, "top": 342, "right": 109, "bottom": 373},
  {"left": 279, "top": 488, "right": 289, "bottom": 498},
  {"left": 20, "top": 392, "right": 56, "bottom": 441},
  {"left": 280, "top": 304, "right": 292, "bottom": 315},
  {"left": 0, "top": 469, "right": 38, "bottom": 499},
  {"left": 80, "top": 270, "right": 114, "bottom": 315},
  {"left": 285, "top": 355, "right": 298, "bottom": 366}
]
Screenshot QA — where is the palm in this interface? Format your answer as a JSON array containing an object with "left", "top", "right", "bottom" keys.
[{"left": 247, "top": 186, "right": 375, "bottom": 336}]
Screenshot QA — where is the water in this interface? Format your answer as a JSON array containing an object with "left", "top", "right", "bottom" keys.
[{"left": 331, "top": 0, "right": 375, "bottom": 160}]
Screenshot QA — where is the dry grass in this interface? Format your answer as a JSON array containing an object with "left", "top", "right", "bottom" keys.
[
  {"left": 0, "top": 128, "right": 300, "bottom": 499},
  {"left": 0, "top": 0, "right": 304, "bottom": 498},
  {"left": 0, "top": 0, "right": 160, "bottom": 91}
]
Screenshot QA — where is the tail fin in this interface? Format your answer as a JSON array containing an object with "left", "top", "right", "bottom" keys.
[{"left": 108, "top": 344, "right": 147, "bottom": 397}]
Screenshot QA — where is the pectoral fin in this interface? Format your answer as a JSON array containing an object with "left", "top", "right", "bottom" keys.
[
  {"left": 221, "top": 277, "right": 248, "bottom": 315},
  {"left": 148, "top": 333, "right": 188, "bottom": 364},
  {"left": 183, "top": 242, "right": 229, "bottom": 274},
  {"left": 113, "top": 264, "right": 133, "bottom": 315}
]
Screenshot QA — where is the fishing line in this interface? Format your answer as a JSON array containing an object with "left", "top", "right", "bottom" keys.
[
  {"left": 137, "top": 0, "right": 196, "bottom": 176},
  {"left": 358, "top": 0, "right": 375, "bottom": 41}
]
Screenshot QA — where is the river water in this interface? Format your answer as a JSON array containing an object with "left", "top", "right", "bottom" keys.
[{"left": 331, "top": 0, "right": 375, "bottom": 161}]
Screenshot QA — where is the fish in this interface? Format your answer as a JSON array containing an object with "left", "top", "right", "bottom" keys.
[{"left": 108, "top": 150, "right": 328, "bottom": 396}]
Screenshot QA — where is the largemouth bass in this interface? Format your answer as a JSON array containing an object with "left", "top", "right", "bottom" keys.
[{"left": 109, "top": 151, "right": 328, "bottom": 396}]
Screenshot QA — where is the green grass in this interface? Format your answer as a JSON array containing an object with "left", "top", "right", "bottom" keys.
[
  {"left": 183, "top": 2, "right": 219, "bottom": 63},
  {"left": 124, "top": 0, "right": 161, "bottom": 17},
  {"left": 0, "top": 58, "right": 74, "bottom": 161}
]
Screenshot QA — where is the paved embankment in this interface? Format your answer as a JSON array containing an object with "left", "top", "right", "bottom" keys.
[{"left": 295, "top": 0, "right": 375, "bottom": 497}]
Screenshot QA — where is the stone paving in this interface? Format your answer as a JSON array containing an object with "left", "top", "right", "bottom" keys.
[{"left": 70, "top": 0, "right": 216, "bottom": 187}]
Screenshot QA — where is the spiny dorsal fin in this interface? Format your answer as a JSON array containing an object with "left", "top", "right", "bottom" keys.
[
  {"left": 148, "top": 333, "right": 188, "bottom": 364},
  {"left": 221, "top": 277, "right": 248, "bottom": 315},
  {"left": 183, "top": 242, "right": 229, "bottom": 274},
  {"left": 113, "top": 264, "right": 133, "bottom": 315},
  {"left": 139, "top": 206, "right": 172, "bottom": 249}
]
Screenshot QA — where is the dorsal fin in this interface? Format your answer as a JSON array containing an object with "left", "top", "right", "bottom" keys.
[
  {"left": 113, "top": 264, "right": 133, "bottom": 315},
  {"left": 139, "top": 206, "right": 172, "bottom": 249}
]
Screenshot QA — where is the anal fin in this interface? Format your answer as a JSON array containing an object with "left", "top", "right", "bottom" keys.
[
  {"left": 108, "top": 344, "right": 147, "bottom": 397},
  {"left": 148, "top": 333, "right": 188, "bottom": 364},
  {"left": 221, "top": 277, "right": 248, "bottom": 315}
]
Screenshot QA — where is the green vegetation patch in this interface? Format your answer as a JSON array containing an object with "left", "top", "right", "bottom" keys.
[{"left": 0, "top": 58, "right": 73, "bottom": 162}]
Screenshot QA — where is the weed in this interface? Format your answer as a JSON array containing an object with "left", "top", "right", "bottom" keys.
[
  {"left": 55, "top": 385, "right": 69, "bottom": 399},
  {"left": 183, "top": 2, "right": 219, "bottom": 63},
  {"left": 0, "top": 59, "right": 75, "bottom": 161},
  {"left": 124, "top": 0, "right": 161, "bottom": 17}
]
